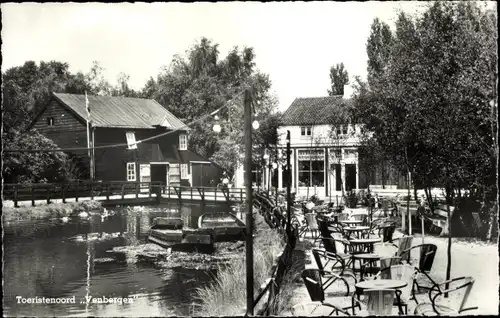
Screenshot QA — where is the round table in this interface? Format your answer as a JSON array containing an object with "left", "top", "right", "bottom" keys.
[
  {"left": 355, "top": 279, "right": 408, "bottom": 291},
  {"left": 343, "top": 226, "right": 370, "bottom": 239},
  {"left": 341, "top": 220, "right": 364, "bottom": 227},
  {"left": 352, "top": 253, "right": 381, "bottom": 279},
  {"left": 349, "top": 238, "right": 381, "bottom": 253}
]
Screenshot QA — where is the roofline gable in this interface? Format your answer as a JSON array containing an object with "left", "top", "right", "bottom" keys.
[{"left": 25, "top": 93, "right": 87, "bottom": 132}]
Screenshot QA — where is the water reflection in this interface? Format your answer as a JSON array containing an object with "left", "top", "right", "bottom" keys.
[{"left": 3, "top": 202, "right": 229, "bottom": 317}]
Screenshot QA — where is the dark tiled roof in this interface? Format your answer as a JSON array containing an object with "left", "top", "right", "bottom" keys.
[
  {"left": 281, "top": 96, "right": 353, "bottom": 126},
  {"left": 53, "top": 93, "right": 188, "bottom": 130}
]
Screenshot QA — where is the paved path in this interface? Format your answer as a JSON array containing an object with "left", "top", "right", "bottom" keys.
[{"left": 282, "top": 229, "right": 498, "bottom": 316}]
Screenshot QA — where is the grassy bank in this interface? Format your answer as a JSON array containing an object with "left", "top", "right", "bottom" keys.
[
  {"left": 2, "top": 200, "right": 102, "bottom": 223},
  {"left": 195, "top": 209, "right": 286, "bottom": 316}
]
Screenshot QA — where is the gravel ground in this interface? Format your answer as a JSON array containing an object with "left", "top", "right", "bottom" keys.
[{"left": 284, "top": 229, "right": 498, "bottom": 316}]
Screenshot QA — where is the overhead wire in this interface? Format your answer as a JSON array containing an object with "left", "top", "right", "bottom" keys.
[{"left": 3, "top": 90, "right": 247, "bottom": 153}]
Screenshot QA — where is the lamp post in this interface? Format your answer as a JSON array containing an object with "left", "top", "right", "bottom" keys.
[
  {"left": 286, "top": 130, "right": 292, "bottom": 240},
  {"left": 212, "top": 89, "right": 260, "bottom": 315},
  {"left": 243, "top": 89, "right": 254, "bottom": 316}
]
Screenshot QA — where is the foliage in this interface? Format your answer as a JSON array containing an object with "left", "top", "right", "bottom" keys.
[
  {"left": 2, "top": 130, "right": 79, "bottom": 183},
  {"left": 2, "top": 60, "right": 141, "bottom": 182},
  {"left": 352, "top": 2, "right": 497, "bottom": 206},
  {"left": 142, "top": 38, "right": 279, "bottom": 177},
  {"left": 327, "top": 62, "right": 349, "bottom": 96},
  {"left": 195, "top": 210, "right": 285, "bottom": 316}
]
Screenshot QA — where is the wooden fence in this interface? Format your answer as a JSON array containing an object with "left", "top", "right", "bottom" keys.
[
  {"left": 249, "top": 191, "right": 298, "bottom": 316},
  {"left": 2, "top": 182, "right": 246, "bottom": 207}
]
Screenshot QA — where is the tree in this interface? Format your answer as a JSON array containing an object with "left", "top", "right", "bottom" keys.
[
  {"left": 2, "top": 131, "right": 79, "bottom": 183},
  {"left": 352, "top": 1, "right": 498, "bottom": 291},
  {"left": 144, "top": 38, "right": 278, "bottom": 177},
  {"left": 327, "top": 63, "right": 349, "bottom": 96},
  {"left": 366, "top": 18, "right": 393, "bottom": 88}
]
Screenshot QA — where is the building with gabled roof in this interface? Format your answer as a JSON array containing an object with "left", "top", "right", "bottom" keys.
[
  {"left": 270, "top": 91, "right": 406, "bottom": 199},
  {"left": 29, "top": 93, "right": 222, "bottom": 187}
]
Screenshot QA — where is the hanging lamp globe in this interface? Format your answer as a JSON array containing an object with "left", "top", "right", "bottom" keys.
[{"left": 252, "top": 120, "right": 260, "bottom": 130}]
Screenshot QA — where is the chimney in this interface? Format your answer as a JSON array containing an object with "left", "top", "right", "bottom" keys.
[{"left": 343, "top": 84, "right": 353, "bottom": 99}]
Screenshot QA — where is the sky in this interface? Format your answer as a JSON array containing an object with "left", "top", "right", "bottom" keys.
[{"left": 0, "top": 1, "right": 460, "bottom": 112}]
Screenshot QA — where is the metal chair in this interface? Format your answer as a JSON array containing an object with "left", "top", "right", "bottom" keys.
[
  {"left": 302, "top": 213, "right": 321, "bottom": 242},
  {"left": 400, "top": 243, "right": 438, "bottom": 300},
  {"left": 312, "top": 249, "right": 356, "bottom": 294},
  {"left": 301, "top": 269, "right": 360, "bottom": 316},
  {"left": 413, "top": 276, "right": 478, "bottom": 316}
]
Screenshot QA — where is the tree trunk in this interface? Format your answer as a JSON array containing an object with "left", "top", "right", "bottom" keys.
[
  {"left": 486, "top": 205, "right": 497, "bottom": 242},
  {"left": 445, "top": 187, "right": 453, "bottom": 298}
]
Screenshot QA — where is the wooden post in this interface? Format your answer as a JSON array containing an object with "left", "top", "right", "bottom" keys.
[
  {"left": 121, "top": 184, "right": 125, "bottom": 199},
  {"left": 90, "top": 182, "right": 94, "bottom": 200},
  {"left": 75, "top": 183, "right": 79, "bottom": 202},
  {"left": 106, "top": 183, "right": 110, "bottom": 200},
  {"left": 286, "top": 130, "right": 292, "bottom": 239},
  {"left": 244, "top": 89, "right": 254, "bottom": 316},
  {"left": 31, "top": 185, "right": 35, "bottom": 206},
  {"left": 46, "top": 185, "right": 51, "bottom": 204},
  {"left": 14, "top": 185, "right": 19, "bottom": 208},
  {"left": 135, "top": 183, "right": 139, "bottom": 199},
  {"left": 62, "top": 184, "right": 66, "bottom": 203}
]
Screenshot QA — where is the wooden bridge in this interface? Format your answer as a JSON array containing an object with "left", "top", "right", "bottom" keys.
[{"left": 2, "top": 181, "right": 246, "bottom": 207}]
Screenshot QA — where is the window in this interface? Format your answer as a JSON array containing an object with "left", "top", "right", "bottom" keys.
[
  {"left": 126, "top": 132, "right": 137, "bottom": 149},
  {"left": 180, "top": 164, "right": 188, "bottom": 179},
  {"left": 127, "top": 162, "right": 136, "bottom": 181},
  {"left": 47, "top": 117, "right": 54, "bottom": 126},
  {"left": 298, "top": 150, "right": 324, "bottom": 187},
  {"left": 342, "top": 124, "right": 349, "bottom": 135},
  {"left": 179, "top": 134, "right": 187, "bottom": 150},
  {"left": 300, "top": 126, "right": 312, "bottom": 136},
  {"left": 335, "top": 126, "right": 342, "bottom": 135}
]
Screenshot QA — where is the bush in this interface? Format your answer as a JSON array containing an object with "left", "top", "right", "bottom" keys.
[{"left": 2, "top": 130, "right": 80, "bottom": 183}]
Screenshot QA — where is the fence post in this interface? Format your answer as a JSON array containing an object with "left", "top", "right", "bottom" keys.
[
  {"left": 215, "top": 188, "right": 217, "bottom": 202},
  {"left": 12, "top": 185, "right": 19, "bottom": 208},
  {"left": 136, "top": 183, "right": 139, "bottom": 199},
  {"left": 46, "top": 185, "right": 51, "bottom": 204},
  {"left": 62, "top": 184, "right": 66, "bottom": 203},
  {"left": 121, "top": 184, "right": 125, "bottom": 199},
  {"left": 190, "top": 187, "right": 193, "bottom": 201},
  {"left": 90, "top": 182, "right": 94, "bottom": 200},
  {"left": 31, "top": 185, "right": 35, "bottom": 206},
  {"left": 106, "top": 183, "right": 110, "bottom": 200},
  {"left": 75, "top": 183, "right": 79, "bottom": 202}
]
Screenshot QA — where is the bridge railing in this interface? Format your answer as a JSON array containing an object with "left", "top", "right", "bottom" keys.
[
  {"left": 3, "top": 181, "right": 165, "bottom": 207},
  {"left": 162, "top": 185, "right": 246, "bottom": 203},
  {"left": 3, "top": 182, "right": 247, "bottom": 207}
]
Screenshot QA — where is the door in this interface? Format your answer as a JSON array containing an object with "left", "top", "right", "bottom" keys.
[
  {"left": 139, "top": 164, "right": 151, "bottom": 192},
  {"left": 151, "top": 164, "right": 168, "bottom": 187},
  {"left": 345, "top": 164, "right": 356, "bottom": 191}
]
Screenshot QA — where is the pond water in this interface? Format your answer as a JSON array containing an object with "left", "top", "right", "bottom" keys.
[{"left": 3, "top": 202, "right": 234, "bottom": 317}]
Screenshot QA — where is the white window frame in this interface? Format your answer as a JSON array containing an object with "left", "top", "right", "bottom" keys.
[
  {"left": 126, "top": 132, "right": 137, "bottom": 149},
  {"left": 180, "top": 163, "right": 188, "bottom": 179},
  {"left": 127, "top": 162, "right": 137, "bottom": 181},
  {"left": 179, "top": 134, "right": 187, "bottom": 150},
  {"left": 300, "top": 126, "right": 312, "bottom": 137}
]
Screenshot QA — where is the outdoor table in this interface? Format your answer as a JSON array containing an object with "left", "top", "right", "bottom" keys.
[
  {"left": 355, "top": 279, "right": 407, "bottom": 294},
  {"left": 340, "top": 220, "right": 364, "bottom": 227},
  {"left": 343, "top": 226, "right": 370, "bottom": 239},
  {"left": 351, "top": 253, "right": 381, "bottom": 281},
  {"left": 349, "top": 238, "right": 381, "bottom": 254}
]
